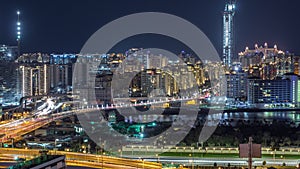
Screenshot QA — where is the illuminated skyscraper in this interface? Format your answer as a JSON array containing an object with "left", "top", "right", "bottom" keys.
[
  {"left": 247, "top": 74, "right": 299, "bottom": 106},
  {"left": 226, "top": 62, "right": 247, "bottom": 99},
  {"left": 223, "top": 0, "right": 236, "bottom": 67},
  {"left": 239, "top": 43, "right": 293, "bottom": 80},
  {"left": 20, "top": 64, "right": 50, "bottom": 96}
]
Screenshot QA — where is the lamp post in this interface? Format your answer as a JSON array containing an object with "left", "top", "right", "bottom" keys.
[
  {"left": 132, "top": 145, "right": 134, "bottom": 156},
  {"left": 81, "top": 145, "right": 84, "bottom": 152},
  {"left": 88, "top": 144, "right": 91, "bottom": 154},
  {"left": 102, "top": 152, "right": 105, "bottom": 169},
  {"left": 54, "top": 139, "right": 59, "bottom": 155},
  {"left": 271, "top": 151, "right": 275, "bottom": 160},
  {"left": 118, "top": 149, "right": 122, "bottom": 157},
  {"left": 138, "top": 157, "right": 141, "bottom": 169},
  {"left": 138, "top": 157, "right": 144, "bottom": 169},
  {"left": 188, "top": 159, "right": 192, "bottom": 169},
  {"left": 189, "top": 153, "right": 194, "bottom": 169}
]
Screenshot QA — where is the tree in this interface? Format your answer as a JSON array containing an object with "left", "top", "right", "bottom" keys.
[
  {"left": 263, "top": 132, "right": 271, "bottom": 146},
  {"left": 283, "top": 137, "right": 291, "bottom": 147},
  {"left": 191, "top": 143, "right": 197, "bottom": 148},
  {"left": 270, "top": 141, "right": 276, "bottom": 149},
  {"left": 279, "top": 142, "right": 284, "bottom": 147}
]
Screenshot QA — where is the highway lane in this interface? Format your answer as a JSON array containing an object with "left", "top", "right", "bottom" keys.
[
  {"left": 0, "top": 111, "right": 75, "bottom": 143},
  {"left": 1, "top": 148, "right": 299, "bottom": 168},
  {"left": 128, "top": 156, "right": 300, "bottom": 167},
  {"left": 0, "top": 96, "right": 200, "bottom": 143},
  {"left": 0, "top": 148, "right": 162, "bottom": 169}
]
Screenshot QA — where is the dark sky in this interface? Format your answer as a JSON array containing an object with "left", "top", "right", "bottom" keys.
[{"left": 1, "top": 0, "right": 300, "bottom": 56}]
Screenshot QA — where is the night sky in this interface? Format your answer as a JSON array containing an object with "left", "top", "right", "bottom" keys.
[{"left": 1, "top": 0, "right": 300, "bottom": 56}]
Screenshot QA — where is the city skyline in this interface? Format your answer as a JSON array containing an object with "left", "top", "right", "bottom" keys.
[
  {"left": 1, "top": 1, "right": 300, "bottom": 168},
  {"left": 1, "top": 0, "right": 300, "bottom": 56}
]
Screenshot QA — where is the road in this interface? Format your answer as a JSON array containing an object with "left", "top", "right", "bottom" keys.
[
  {"left": 1, "top": 149, "right": 299, "bottom": 169},
  {"left": 129, "top": 156, "right": 300, "bottom": 167},
  {"left": 0, "top": 112, "right": 75, "bottom": 143},
  {"left": 0, "top": 148, "right": 162, "bottom": 169},
  {"left": 0, "top": 96, "right": 200, "bottom": 143}
]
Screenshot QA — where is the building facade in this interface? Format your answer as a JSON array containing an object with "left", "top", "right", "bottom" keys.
[
  {"left": 247, "top": 74, "right": 299, "bottom": 106},
  {"left": 223, "top": 0, "right": 236, "bottom": 67},
  {"left": 239, "top": 43, "right": 294, "bottom": 80},
  {"left": 226, "top": 62, "right": 247, "bottom": 99},
  {"left": 0, "top": 45, "right": 18, "bottom": 61},
  {"left": 18, "top": 53, "right": 77, "bottom": 97},
  {"left": 20, "top": 64, "right": 50, "bottom": 96},
  {"left": 0, "top": 45, "right": 20, "bottom": 105}
]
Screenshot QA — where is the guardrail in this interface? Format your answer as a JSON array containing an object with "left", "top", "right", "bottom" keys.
[{"left": 122, "top": 145, "right": 300, "bottom": 155}]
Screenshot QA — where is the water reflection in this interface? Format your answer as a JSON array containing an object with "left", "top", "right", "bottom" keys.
[{"left": 219, "top": 111, "right": 300, "bottom": 125}]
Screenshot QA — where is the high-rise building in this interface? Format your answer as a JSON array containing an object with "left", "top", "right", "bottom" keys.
[
  {"left": 18, "top": 53, "right": 77, "bottom": 97},
  {"left": 194, "top": 61, "right": 205, "bottom": 86},
  {"left": 124, "top": 49, "right": 181, "bottom": 97},
  {"left": 94, "top": 57, "right": 113, "bottom": 105},
  {"left": 0, "top": 45, "right": 18, "bottom": 61},
  {"left": 139, "top": 69, "right": 177, "bottom": 97},
  {"left": 247, "top": 74, "right": 299, "bottom": 106},
  {"left": 73, "top": 54, "right": 115, "bottom": 105},
  {"left": 20, "top": 64, "right": 50, "bottom": 96},
  {"left": 248, "top": 78, "right": 290, "bottom": 105},
  {"left": 0, "top": 45, "right": 20, "bottom": 105},
  {"left": 49, "top": 54, "right": 76, "bottom": 91},
  {"left": 223, "top": 0, "right": 236, "bottom": 67},
  {"left": 275, "top": 52, "right": 293, "bottom": 77},
  {"left": 294, "top": 56, "right": 300, "bottom": 76},
  {"left": 226, "top": 62, "right": 247, "bottom": 99},
  {"left": 239, "top": 43, "right": 293, "bottom": 80},
  {"left": 0, "top": 12, "right": 23, "bottom": 104}
]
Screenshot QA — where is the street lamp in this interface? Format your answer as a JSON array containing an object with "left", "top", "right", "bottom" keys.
[
  {"left": 54, "top": 139, "right": 59, "bottom": 154},
  {"left": 138, "top": 157, "right": 144, "bottom": 169},
  {"left": 102, "top": 152, "right": 105, "bottom": 168},
  {"left": 189, "top": 153, "right": 194, "bottom": 169},
  {"left": 188, "top": 159, "right": 192, "bottom": 169},
  {"left": 131, "top": 145, "right": 134, "bottom": 156},
  {"left": 118, "top": 149, "right": 122, "bottom": 157},
  {"left": 96, "top": 155, "right": 99, "bottom": 163},
  {"left": 82, "top": 145, "right": 86, "bottom": 153},
  {"left": 271, "top": 151, "right": 275, "bottom": 160},
  {"left": 88, "top": 144, "right": 91, "bottom": 154}
]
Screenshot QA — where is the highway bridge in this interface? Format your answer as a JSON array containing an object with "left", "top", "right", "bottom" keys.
[
  {"left": 0, "top": 148, "right": 162, "bottom": 169},
  {"left": 0, "top": 96, "right": 201, "bottom": 143}
]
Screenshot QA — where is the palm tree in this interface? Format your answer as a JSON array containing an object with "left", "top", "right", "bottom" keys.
[
  {"left": 284, "top": 137, "right": 291, "bottom": 147},
  {"left": 262, "top": 132, "right": 270, "bottom": 146}
]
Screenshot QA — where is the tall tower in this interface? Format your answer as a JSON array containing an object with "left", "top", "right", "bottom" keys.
[
  {"left": 16, "top": 10, "right": 21, "bottom": 57},
  {"left": 223, "top": 0, "right": 236, "bottom": 67},
  {"left": 16, "top": 10, "right": 22, "bottom": 99}
]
